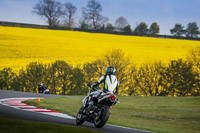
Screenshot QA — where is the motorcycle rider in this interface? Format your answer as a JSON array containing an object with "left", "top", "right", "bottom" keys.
[
  {"left": 38, "top": 82, "right": 47, "bottom": 93},
  {"left": 92, "top": 66, "right": 119, "bottom": 94},
  {"left": 84, "top": 66, "right": 119, "bottom": 109}
]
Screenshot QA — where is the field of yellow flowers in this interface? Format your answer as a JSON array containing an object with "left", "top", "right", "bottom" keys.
[{"left": 1, "top": 26, "right": 200, "bottom": 71}]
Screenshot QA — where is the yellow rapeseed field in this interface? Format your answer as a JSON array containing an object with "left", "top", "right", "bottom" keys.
[{"left": 0, "top": 26, "right": 200, "bottom": 71}]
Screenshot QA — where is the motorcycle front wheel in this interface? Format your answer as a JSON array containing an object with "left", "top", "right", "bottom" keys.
[
  {"left": 94, "top": 105, "right": 110, "bottom": 128},
  {"left": 76, "top": 106, "right": 85, "bottom": 125}
]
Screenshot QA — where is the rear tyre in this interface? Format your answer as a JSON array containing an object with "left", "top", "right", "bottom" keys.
[
  {"left": 94, "top": 105, "right": 110, "bottom": 128},
  {"left": 76, "top": 106, "right": 85, "bottom": 125}
]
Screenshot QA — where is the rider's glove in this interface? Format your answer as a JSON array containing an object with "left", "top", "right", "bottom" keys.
[{"left": 87, "top": 83, "right": 92, "bottom": 88}]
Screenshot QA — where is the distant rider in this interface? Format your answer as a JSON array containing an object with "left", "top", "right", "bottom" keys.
[{"left": 38, "top": 82, "right": 47, "bottom": 93}]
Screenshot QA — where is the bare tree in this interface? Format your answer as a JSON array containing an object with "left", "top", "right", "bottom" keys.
[
  {"left": 82, "top": 0, "right": 107, "bottom": 30},
  {"left": 115, "top": 16, "right": 128, "bottom": 31},
  {"left": 63, "top": 2, "right": 77, "bottom": 28},
  {"left": 32, "top": 0, "right": 63, "bottom": 27}
]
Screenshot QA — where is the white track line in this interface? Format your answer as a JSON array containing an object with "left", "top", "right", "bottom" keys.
[
  {"left": 107, "top": 124, "right": 155, "bottom": 133},
  {"left": 41, "top": 112, "right": 75, "bottom": 119},
  {"left": 0, "top": 97, "right": 75, "bottom": 119}
]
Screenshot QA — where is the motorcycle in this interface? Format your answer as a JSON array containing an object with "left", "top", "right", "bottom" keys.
[
  {"left": 38, "top": 86, "right": 51, "bottom": 94},
  {"left": 76, "top": 84, "right": 119, "bottom": 128}
]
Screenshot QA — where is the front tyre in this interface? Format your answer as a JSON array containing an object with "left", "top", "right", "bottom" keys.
[
  {"left": 76, "top": 106, "right": 85, "bottom": 125},
  {"left": 94, "top": 105, "right": 110, "bottom": 128}
]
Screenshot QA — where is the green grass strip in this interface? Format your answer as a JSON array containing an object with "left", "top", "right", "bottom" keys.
[
  {"left": 24, "top": 96, "right": 200, "bottom": 133},
  {"left": 0, "top": 116, "right": 103, "bottom": 133}
]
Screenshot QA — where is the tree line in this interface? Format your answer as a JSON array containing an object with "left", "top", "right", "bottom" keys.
[
  {"left": 32, "top": 0, "right": 200, "bottom": 39},
  {"left": 1, "top": 48, "right": 200, "bottom": 96}
]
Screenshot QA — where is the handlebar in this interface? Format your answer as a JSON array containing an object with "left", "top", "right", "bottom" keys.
[{"left": 87, "top": 83, "right": 92, "bottom": 88}]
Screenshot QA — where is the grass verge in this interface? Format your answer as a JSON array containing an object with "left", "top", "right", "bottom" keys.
[
  {"left": 0, "top": 116, "right": 102, "bottom": 133},
  {"left": 24, "top": 96, "right": 200, "bottom": 133}
]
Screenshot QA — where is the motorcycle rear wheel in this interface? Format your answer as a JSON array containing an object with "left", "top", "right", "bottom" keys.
[{"left": 94, "top": 105, "right": 110, "bottom": 128}]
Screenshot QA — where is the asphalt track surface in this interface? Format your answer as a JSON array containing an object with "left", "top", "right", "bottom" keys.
[{"left": 0, "top": 89, "right": 153, "bottom": 133}]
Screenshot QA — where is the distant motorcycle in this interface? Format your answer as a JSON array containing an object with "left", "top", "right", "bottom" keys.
[
  {"left": 76, "top": 84, "right": 119, "bottom": 128},
  {"left": 38, "top": 83, "right": 51, "bottom": 94}
]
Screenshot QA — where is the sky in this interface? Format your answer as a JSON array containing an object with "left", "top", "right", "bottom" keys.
[{"left": 0, "top": 0, "right": 200, "bottom": 35}]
